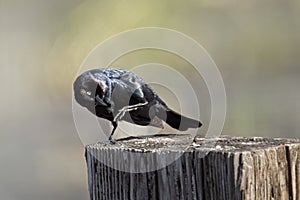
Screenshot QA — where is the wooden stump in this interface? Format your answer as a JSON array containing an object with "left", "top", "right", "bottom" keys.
[{"left": 85, "top": 135, "right": 300, "bottom": 200}]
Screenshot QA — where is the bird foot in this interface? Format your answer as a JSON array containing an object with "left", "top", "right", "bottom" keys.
[
  {"left": 100, "top": 139, "right": 116, "bottom": 145},
  {"left": 108, "top": 135, "right": 116, "bottom": 144},
  {"left": 109, "top": 139, "right": 116, "bottom": 144}
]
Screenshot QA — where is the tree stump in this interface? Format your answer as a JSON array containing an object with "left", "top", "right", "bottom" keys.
[{"left": 85, "top": 135, "right": 300, "bottom": 200}]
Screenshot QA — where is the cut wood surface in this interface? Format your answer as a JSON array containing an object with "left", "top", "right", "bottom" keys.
[{"left": 85, "top": 135, "right": 300, "bottom": 200}]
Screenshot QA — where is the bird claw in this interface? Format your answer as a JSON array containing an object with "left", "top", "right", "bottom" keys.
[
  {"left": 100, "top": 139, "right": 116, "bottom": 145},
  {"left": 109, "top": 139, "right": 116, "bottom": 144}
]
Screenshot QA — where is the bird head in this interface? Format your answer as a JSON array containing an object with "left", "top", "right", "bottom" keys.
[{"left": 73, "top": 69, "right": 107, "bottom": 109}]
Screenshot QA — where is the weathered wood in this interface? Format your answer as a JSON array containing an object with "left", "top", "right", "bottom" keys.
[{"left": 85, "top": 135, "right": 300, "bottom": 200}]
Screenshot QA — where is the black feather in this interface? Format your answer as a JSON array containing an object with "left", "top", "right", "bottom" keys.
[{"left": 73, "top": 68, "right": 202, "bottom": 142}]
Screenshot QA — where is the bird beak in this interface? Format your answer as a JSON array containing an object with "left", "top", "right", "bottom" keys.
[{"left": 95, "top": 95, "right": 108, "bottom": 106}]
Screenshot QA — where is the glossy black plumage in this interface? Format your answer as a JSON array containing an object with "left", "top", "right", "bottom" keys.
[{"left": 73, "top": 68, "right": 202, "bottom": 142}]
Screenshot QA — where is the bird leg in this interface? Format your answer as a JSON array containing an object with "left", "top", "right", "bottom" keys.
[
  {"left": 108, "top": 121, "right": 118, "bottom": 144},
  {"left": 109, "top": 102, "right": 148, "bottom": 143}
]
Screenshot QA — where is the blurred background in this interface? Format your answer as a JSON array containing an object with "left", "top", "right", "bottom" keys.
[{"left": 1, "top": 0, "right": 300, "bottom": 199}]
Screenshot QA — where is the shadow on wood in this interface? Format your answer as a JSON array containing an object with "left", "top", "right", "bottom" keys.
[{"left": 85, "top": 135, "right": 300, "bottom": 200}]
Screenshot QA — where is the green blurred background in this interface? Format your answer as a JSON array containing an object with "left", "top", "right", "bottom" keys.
[{"left": 1, "top": 0, "right": 300, "bottom": 199}]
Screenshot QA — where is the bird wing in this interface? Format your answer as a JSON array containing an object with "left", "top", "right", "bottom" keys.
[{"left": 118, "top": 72, "right": 149, "bottom": 105}]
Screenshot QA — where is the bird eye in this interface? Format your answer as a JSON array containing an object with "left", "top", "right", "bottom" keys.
[
  {"left": 80, "top": 89, "right": 92, "bottom": 96},
  {"left": 80, "top": 89, "right": 86, "bottom": 95}
]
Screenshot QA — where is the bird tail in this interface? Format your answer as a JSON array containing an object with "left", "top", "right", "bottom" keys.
[{"left": 163, "top": 109, "right": 202, "bottom": 131}]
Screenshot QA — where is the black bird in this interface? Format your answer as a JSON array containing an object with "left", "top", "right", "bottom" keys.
[{"left": 73, "top": 68, "right": 202, "bottom": 142}]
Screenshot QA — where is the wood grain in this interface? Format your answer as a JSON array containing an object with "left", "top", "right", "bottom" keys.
[{"left": 85, "top": 135, "right": 300, "bottom": 200}]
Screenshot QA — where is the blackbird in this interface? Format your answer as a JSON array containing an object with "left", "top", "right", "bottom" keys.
[{"left": 73, "top": 68, "right": 202, "bottom": 142}]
